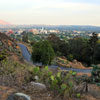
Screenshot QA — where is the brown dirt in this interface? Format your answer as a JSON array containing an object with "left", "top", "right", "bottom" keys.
[
  {"left": 57, "top": 57, "right": 92, "bottom": 69},
  {"left": 0, "top": 86, "right": 15, "bottom": 100},
  {"left": 77, "top": 73, "right": 91, "bottom": 77}
]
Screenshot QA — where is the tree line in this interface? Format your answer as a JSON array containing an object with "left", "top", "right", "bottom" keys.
[{"left": 31, "top": 32, "right": 100, "bottom": 66}]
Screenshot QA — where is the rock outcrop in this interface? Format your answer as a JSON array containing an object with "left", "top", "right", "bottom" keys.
[
  {"left": 29, "top": 82, "right": 47, "bottom": 91},
  {"left": 6, "top": 93, "right": 31, "bottom": 100},
  {"left": 0, "top": 33, "right": 22, "bottom": 61},
  {"left": 57, "top": 57, "right": 86, "bottom": 69}
]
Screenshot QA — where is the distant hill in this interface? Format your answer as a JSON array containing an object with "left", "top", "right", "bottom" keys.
[
  {"left": 0, "top": 20, "right": 10, "bottom": 25},
  {"left": 0, "top": 23, "right": 100, "bottom": 32}
]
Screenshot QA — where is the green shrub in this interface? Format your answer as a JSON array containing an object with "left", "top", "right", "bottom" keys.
[
  {"left": 76, "top": 93, "right": 81, "bottom": 98},
  {"left": 67, "top": 54, "right": 74, "bottom": 61},
  {"left": 91, "top": 65, "right": 100, "bottom": 85},
  {"left": 31, "top": 40, "right": 55, "bottom": 65},
  {"left": 31, "top": 66, "right": 75, "bottom": 97},
  {"left": 0, "top": 50, "right": 8, "bottom": 62}
]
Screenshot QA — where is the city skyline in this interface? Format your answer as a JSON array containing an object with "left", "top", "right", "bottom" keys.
[{"left": 0, "top": 0, "right": 100, "bottom": 26}]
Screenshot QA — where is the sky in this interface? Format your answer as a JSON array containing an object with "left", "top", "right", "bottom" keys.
[{"left": 0, "top": 0, "right": 100, "bottom": 26}]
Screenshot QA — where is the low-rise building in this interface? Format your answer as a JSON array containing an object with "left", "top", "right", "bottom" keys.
[
  {"left": 49, "top": 30, "right": 59, "bottom": 34},
  {"left": 29, "top": 29, "right": 39, "bottom": 34}
]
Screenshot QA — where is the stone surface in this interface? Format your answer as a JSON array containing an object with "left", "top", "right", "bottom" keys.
[
  {"left": 6, "top": 93, "right": 31, "bottom": 100},
  {"left": 57, "top": 57, "right": 86, "bottom": 69},
  {"left": 30, "top": 82, "right": 47, "bottom": 91}
]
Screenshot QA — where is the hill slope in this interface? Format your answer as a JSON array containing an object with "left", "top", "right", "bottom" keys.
[{"left": 0, "top": 33, "right": 22, "bottom": 61}]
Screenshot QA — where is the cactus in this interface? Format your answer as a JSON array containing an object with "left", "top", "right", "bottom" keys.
[
  {"left": 44, "top": 66, "right": 48, "bottom": 71},
  {"left": 61, "top": 84, "right": 67, "bottom": 90},
  {"left": 76, "top": 93, "right": 81, "bottom": 98},
  {"left": 33, "top": 67, "right": 40, "bottom": 75},
  {"left": 50, "top": 75, "right": 55, "bottom": 81},
  {"left": 72, "top": 72, "right": 77, "bottom": 76},
  {"left": 91, "top": 65, "right": 100, "bottom": 85},
  {"left": 31, "top": 66, "right": 75, "bottom": 97}
]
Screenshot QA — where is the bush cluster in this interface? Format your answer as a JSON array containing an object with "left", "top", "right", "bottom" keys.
[
  {"left": 91, "top": 65, "right": 100, "bottom": 87},
  {"left": 29, "top": 66, "right": 78, "bottom": 97}
]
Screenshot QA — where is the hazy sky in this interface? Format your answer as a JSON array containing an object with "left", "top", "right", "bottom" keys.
[{"left": 0, "top": 0, "right": 100, "bottom": 26}]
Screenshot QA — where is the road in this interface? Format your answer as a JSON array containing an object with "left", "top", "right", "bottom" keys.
[
  {"left": 18, "top": 43, "right": 92, "bottom": 73},
  {"left": 18, "top": 44, "right": 31, "bottom": 62}
]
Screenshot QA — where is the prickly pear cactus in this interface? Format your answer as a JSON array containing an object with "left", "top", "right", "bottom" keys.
[{"left": 91, "top": 65, "right": 100, "bottom": 86}]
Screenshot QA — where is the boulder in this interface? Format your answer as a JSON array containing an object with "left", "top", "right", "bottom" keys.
[
  {"left": 6, "top": 93, "right": 31, "bottom": 100},
  {"left": 34, "top": 76, "right": 39, "bottom": 81},
  {"left": 73, "top": 60, "right": 77, "bottom": 64},
  {"left": 57, "top": 57, "right": 86, "bottom": 69},
  {"left": 30, "top": 82, "right": 47, "bottom": 91},
  {"left": 74, "top": 83, "right": 86, "bottom": 93}
]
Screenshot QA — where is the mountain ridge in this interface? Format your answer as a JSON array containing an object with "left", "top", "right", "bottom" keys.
[{"left": 0, "top": 19, "right": 10, "bottom": 25}]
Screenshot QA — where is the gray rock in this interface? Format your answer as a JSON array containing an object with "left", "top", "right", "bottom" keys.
[
  {"left": 74, "top": 82, "right": 88, "bottom": 93},
  {"left": 6, "top": 93, "right": 31, "bottom": 100},
  {"left": 34, "top": 76, "right": 39, "bottom": 81},
  {"left": 30, "top": 82, "right": 47, "bottom": 91}
]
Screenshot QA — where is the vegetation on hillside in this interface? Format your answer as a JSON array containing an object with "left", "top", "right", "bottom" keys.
[
  {"left": 0, "top": 32, "right": 100, "bottom": 100},
  {"left": 31, "top": 40, "right": 55, "bottom": 65},
  {"left": 91, "top": 65, "right": 100, "bottom": 86},
  {"left": 0, "top": 33, "right": 21, "bottom": 62},
  {"left": 30, "top": 32, "right": 100, "bottom": 66},
  {"left": 0, "top": 57, "right": 100, "bottom": 100}
]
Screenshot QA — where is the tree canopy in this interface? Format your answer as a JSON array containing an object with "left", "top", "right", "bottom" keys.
[
  {"left": 31, "top": 40, "right": 55, "bottom": 65},
  {"left": 31, "top": 33, "right": 100, "bottom": 67}
]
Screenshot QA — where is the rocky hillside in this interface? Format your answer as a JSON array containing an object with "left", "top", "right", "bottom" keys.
[
  {"left": 56, "top": 56, "right": 91, "bottom": 69},
  {"left": 0, "top": 33, "right": 22, "bottom": 61},
  {"left": 0, "top": 33, "right": 99, "bottom": 100}
]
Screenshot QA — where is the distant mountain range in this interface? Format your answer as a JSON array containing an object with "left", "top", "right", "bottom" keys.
[
  {"left": 0, "top": 20, "right": 100, "bottom": 32},
  {"left": 0, "top": 20, "right": 10, "bottom": 25}
]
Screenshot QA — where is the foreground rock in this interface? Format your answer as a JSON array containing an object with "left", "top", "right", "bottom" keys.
[
  {"left": 30, "top": 82, "right": 47, "bottom": 91},
  {"left": 6, "top": 93, "right": 31, "bottom": 100},
  {"left": 74, "top": 84, "right": 100, "bottom": 100}
]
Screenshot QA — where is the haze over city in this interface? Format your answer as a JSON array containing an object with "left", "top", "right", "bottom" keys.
[{"left": 0, "top": 0, "right": 100, "bottom": 26}]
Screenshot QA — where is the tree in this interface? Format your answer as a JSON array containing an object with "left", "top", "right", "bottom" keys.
[
  {"left": 47, "top": 34, "right": 61, "bottom": 52},
  {"left": 47, "top": 34, "right": 68, "bottom": 56},
  {"left": 94, "top": 44, "right": 100, "bottom": 64},
  {"left": 31, "top": 40, "right": 55, "bottom": 65},
  {"left": 22, "top": 33, "right": 29, "bottom": 43},
  {"left": 68, "top": 37, "right": 88, "bottom": 62},
  {"left": 89, "top": 32, "right": 98, "bottom": 64}
]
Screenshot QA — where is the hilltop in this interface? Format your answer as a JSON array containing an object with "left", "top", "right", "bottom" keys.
[{"left": 0, "top": 20, "right": 10, "bottom": 25}]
